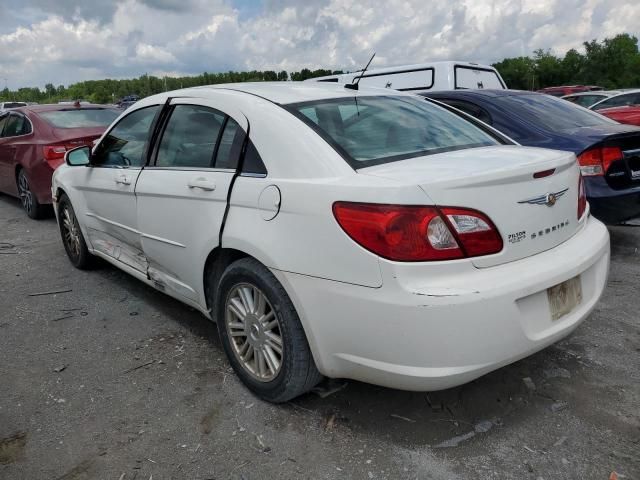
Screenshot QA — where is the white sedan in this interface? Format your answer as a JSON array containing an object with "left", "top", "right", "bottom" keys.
[{"left": 52, "top": 83, "right": 610, "bottom": 402}]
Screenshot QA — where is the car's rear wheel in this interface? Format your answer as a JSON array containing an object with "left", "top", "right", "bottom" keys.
[
  {"left": 216, "top": 258, "right": 322, "bottom": 402},
  {"left": 17, "top": 169, "right": 47, "bottom": 219},
  {"left": 58, "top": 194, "right": 94, "bottom": 269}
]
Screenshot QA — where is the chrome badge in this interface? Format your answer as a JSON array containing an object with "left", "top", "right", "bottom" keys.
[{"left": 518, "top": 188, "right": 569, "bottom": 207}]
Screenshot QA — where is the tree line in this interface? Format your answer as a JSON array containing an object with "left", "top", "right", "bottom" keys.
[
  {"left": 1, "top": 34, "right": 639, "bottom": 105},
  {"left": 493, "top": 33, "right": 640, "bottom": 90},
  {"left": 0, "top": 69, "right": 343, "bottom": 105}
]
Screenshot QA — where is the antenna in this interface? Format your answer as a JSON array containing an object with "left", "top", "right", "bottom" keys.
[{"left": 345, "top": 53, "right": 375, "bottom": 91}]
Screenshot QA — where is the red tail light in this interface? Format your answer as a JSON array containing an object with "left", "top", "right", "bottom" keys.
[
  {"left": 332, "top": 202, "right": 503, "bottom": 262},
  {"left": 577, "top": 146, "right": 622, "bottom": 176},
  {"left": 43, "top": 145, "right": 71, "bottom": 169},
  {"left": 577, "top": 174, "right": 587, "bottom": 220},
  {"left": 43, "top": 143, "right": 92, "bottom": 169}
]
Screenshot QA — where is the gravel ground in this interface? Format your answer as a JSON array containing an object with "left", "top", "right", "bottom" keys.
[{"left": 0, "top": 194, "right": 639, "bottom": 480}]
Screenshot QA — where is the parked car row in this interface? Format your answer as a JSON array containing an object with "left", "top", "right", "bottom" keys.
[{"left": 1, "top": 67, "right": 631, "bottom": 403}]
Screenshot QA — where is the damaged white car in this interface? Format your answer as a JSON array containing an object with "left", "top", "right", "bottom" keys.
[{"left": 52, "top": 83, "right": 610, "bottom": 402}]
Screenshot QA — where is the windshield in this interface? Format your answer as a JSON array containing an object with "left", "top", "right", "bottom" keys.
[
  {"left": 39, "top": 108, "right": 120, "bottom": 128},
  {"left": 496, "top": 94, "right": 615, "bottom": 130},
  {"left": 286, "top": 95, "right": 500, "bottom": 168}
]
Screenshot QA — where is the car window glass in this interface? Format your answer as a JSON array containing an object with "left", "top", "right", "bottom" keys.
[
  {"left": 3, "top": 114, "right": 28, "bottom": 137},
  {"left": 39, "top": 109, "right": 119, "bottom": 128},
  {"left": 214, "top": 118, "right": 244, "bottom": 169},
  {"left": 93, "top": 105, "right": 160, "bottom": 167},
  {"left": 442, "top": 100, "right": 493, "bottom": 125},
  {"left": 574, "top": 95, "right": 604, "bottom": 107},
  {"left": 291, "top": 96, "right": 498, "bottom": 167},
  {"left": 242, "top": 140, "right": 267, "bottom": 175},
  {"left": 496, "top": 94, "right": 614, "bottom": 130},
  {"left": 156, "top": 105, "right": 224, "bottom": 168},
  {"left": 0, "top": 115, "right": 8, "bottom": 136},
  {"left": 594, "top": 94, "right": 635, "bottom": 110}
]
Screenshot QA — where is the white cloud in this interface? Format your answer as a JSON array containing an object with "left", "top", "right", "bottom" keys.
[{"left": 0, "top": 0, "right": 639, "bottom": 88}]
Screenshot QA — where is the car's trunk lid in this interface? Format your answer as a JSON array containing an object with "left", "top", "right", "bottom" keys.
[{"left": 360, "top": 145, "right": 582, "bottom": 267}]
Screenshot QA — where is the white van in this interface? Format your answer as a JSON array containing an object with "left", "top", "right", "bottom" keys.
[{"left": 306, "top": 61, "right": 506, "bottom": 92}]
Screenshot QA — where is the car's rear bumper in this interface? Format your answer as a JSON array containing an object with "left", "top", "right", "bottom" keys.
[
  {"left": 273, "top": 216, "right": 610, "bottom": 391},
  {"left": 585, "top": 176, "right": 640, "bottom": 224}
]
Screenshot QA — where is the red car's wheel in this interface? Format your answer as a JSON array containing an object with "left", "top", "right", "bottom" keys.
[{"left": 17, "top": 169, "right": 47, "bottom": 219}]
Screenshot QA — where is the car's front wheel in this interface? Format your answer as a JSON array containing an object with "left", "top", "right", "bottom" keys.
[
  {"left": 216, "top": 258, "right": 322, "bottom": 402},
  {"left": 57, "top": 194, "right": 94, "bottom": 269},
  {"left": 17, "top": 169, "right": 47, "bottom": 219}
]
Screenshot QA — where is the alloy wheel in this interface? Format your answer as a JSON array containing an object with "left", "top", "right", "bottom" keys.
[
  {"left": 17, "top": 171, "right": 33, "bottom": 215},
  {"left": 61, "top": 205, "right": 81, "bottom": 260},
  {"left": 225, "top": 283, "right": 284, "bottom": 382}
]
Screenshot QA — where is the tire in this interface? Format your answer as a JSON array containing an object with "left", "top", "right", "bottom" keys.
[
  {"left": 215, "top": 258, "right": 322, "bottom": 403},
  {"left": 17, "top": 169, "right": 47, "bottom": 219},
  {"left": 57, "top": 194, "right": 95, "bottom": 269}
]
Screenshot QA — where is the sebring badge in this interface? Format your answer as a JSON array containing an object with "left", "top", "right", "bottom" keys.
[{"left": 518, "top": 188, "right": 569, "bottom": 207}]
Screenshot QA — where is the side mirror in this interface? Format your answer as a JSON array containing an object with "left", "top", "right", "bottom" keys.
[{"left": 65, "top": 146, "right": 91, "bottom": 166}]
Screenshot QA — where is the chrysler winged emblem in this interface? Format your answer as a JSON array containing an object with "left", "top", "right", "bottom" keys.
[{"left": 518, "top": 188, "right": 569, "bottom": 207}]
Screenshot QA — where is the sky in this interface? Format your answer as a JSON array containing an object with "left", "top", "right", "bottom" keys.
[{"left": 0, "top": 0, "right": 639, "bottom": 89}]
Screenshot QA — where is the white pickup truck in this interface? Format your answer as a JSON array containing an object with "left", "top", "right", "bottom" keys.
[{"left": 306, "top": 61, "right": 506, "bottom": 92}]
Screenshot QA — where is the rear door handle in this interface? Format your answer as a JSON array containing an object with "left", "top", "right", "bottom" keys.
[
  {"left": 188, "top": 177, "right": 216, "bottom": 191},
  {"left": 115, "top": 173, "right": 131, "bottom": 185}
]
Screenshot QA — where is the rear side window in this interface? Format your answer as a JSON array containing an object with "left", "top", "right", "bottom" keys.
[
  {"left": 288, "top": 95, "right": 499, "bottom": 168},
  {"left": 454, "top": 66, "right": 504, "bottom": 89},
  {"left": 93, "top": 105, "right": 160, "bottom": 167},
  {"left": 156, "top": 105, "right": 225, "bottom": 168},
  {"left": 242, "top": 141, "right": 267, "bottom": 175},
  {"left": 2, "top": 114, "right": 30, "bottom": 137},
  {"left": 38, "top": 109, "right": 119, "bottom": 128},
  {"left": 356, "top": 68, "right": 434, "bottom": 91},
  {"left": 565, "top": 95, "right": 606, "bottom": 108},
  {"left": 215, "top": 118, "right": 244, "bottom": 169},
  {"left": 592, "top": 93, "right": 640, "bottom": 110},
  {"left": 0, "top": 115, "right": 7, "bottom": 136}
]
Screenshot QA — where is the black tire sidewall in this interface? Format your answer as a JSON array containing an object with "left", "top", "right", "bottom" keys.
[
  {"left": 57, "top": 195, "right": 91, "bottom": 269},
  {"left": 216, "top": 259, "right": 316, "bottom": 402}
]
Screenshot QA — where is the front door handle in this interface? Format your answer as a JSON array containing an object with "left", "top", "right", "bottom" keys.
[
  {"left": 187, "top": 177, "right": 216, "bottom": 191},
  {"left": 115, "top": 173, "right": 131, "bottom": 185}
]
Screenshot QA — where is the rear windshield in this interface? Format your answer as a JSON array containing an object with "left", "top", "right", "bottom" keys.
[
  {"left": 286, "top": 95, "right": 500, "bottom": 168},
  {"left": 38, "top": 108, "right": 120, "bottom": 128},
  {"left": 496, "top": 94, "right": 615, "bottom": 130}
]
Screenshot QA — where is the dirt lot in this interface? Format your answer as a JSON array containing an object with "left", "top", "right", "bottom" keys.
[{"left": 0, "top": 194, "right": 638, "bottom": 480}]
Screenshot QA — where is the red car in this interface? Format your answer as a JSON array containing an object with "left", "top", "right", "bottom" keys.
[
  {"left": 598, "top": 105, "right": 640, "bottom": 127},
  {"left": 537, "top": 85, "right": 603, "bottom": 97},
  {"left": 0, "top": 104, "right": 119, "bottom": 218}
]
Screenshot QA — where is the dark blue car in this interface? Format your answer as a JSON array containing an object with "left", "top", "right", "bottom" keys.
[{"left": 421, "top": 89, "right": 640, "bottom": 224}]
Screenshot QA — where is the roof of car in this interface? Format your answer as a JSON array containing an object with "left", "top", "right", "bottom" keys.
[
  {"left": 422, "top": 89, "right": 535, "bottom": 98},
  {"left": 562, "top": 91, "right": 613, "bottom": 98},
  {"left": 7, "top": 103, "right": 117, "bottom": 114},
  {"left": 146, "top": 82, "right": 413, "bottom": 106}
]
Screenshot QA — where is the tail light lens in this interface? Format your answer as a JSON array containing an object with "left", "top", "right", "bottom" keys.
[
  {"left": 577, "top": 146, "right": 622, "bottom": 176},
  {"left": 43, "top": 145, "right": 72, "bottom": 169},
  {"left": 577, "top": 174, "right": 587, "bottom": 219},
  {"left": 332, "top": 202, "right": 502, "bottom": 262}
]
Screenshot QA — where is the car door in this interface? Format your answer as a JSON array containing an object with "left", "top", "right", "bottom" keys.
[
  {"left": 135, "top": 97, "right": 249, "bottom": 303},
  {"left": 76, "top": 104, "right": 161, "bottom": 273}
]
